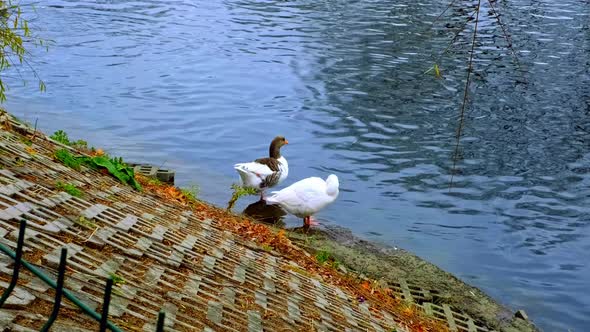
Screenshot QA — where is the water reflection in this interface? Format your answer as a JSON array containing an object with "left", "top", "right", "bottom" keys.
[{"left": 243, "top": 200, "right": 286, "bottom": 226}]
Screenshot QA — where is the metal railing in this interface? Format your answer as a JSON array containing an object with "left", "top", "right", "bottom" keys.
[{"left": 0, "top": 219, "right": 167, "bottom": 331}]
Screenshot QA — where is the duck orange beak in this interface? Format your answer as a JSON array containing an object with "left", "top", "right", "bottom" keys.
[{"left": 285, "top": 139, "right": 289, "bottom": 144}]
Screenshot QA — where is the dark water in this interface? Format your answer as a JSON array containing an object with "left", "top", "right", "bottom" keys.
[{"left": 5, "top": 1, "right": 590, "bottom": 330}]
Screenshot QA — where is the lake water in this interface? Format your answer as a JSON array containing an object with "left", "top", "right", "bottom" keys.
[{"left": 5, "top": 0, "right": 590, "bottom": 330}]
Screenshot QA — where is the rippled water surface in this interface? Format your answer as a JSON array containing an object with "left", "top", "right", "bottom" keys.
[{"left": 5, "top": 0, "right": 590, "bottom": 330}]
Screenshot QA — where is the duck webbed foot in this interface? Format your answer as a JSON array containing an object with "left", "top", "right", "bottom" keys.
[{"left": 303, "top": 216, "right": 319, "bottom": 227}]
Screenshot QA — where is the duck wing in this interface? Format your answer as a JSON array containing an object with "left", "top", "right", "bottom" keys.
[
  {"left": 254, "top": 157, "right": 281, "bottom": 172},
  {"left": 253, "top": 157, "right": 284, "bottom": 188},
  {"left": 267, "top": 177, "right": 328, "bottom": 214}
]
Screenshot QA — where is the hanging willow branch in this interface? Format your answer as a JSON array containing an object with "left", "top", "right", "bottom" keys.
[
  {"left": 449, "top": 0, "right": 482, "bottom": 189},
  {"left": 486, "top": 0, "right": 524, "bottom": 75},
  {"left": 0, "top": 1, "right": 49, "bottom": 103}
]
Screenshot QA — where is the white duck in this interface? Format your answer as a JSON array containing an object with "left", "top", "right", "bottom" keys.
[
  {"left": 234, "top": 136, "right": 289, "bottom": 199},
  {"left": 265, "top": 174, "right": 339, "bottom": 227}
]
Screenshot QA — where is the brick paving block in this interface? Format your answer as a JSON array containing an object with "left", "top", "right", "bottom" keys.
[
  {"left": 0, "top": 169, "right": 16, "bottom": 177},
  {"left": 95, "top": 259, "right": 122, "bottom": 276},
  {"left": 248, "top": 310, "right": 263, "bottom": 332},
  {"left": 319, "top": 311, "right": 334, "bottom": 325},
  {"left": 168, "top": 249, "right": 184, "bottom": 268},
  {"left": 315, "top": 321, "right": 329, "bottom": 332},
  {"left": 359, "top": 302, "right": 371, "bottom": 315},
  {"left": 288, "top": 275, "right": 300, "bottom": 292},
  {"left": 144, "top": 266, "right": 165, "bottom": 284},
  {"left": 244, "top": 248, "right": 257, "bottom": 260},
  {"left": 44, "top": 243, "right": 83, "bottom": 269},
  {"left": 47, "top": 217, "right": 74, "bottom": 232},
  {"left": 108, "top": 186, "right": 123, "bottom": 194},
  {"left": 150, "top": 224, "right": 167, "bottom": 241},
  {"left": 443, "top": 304, "right": 458, "bottom": 331},
  {"left": 162, "top": 302, "right": 178, "bottom": 327},
  {"left": 51, "top": 322, "right": 95, "bottom": 332},
  {"left": 342, "top": 305, "right": 358, "bottom": 327},
  {"left": 178, "top": 216, "right": 190, "bottom": 228},
  {"left": 39, "top": 196, "right": 58, "bottom": 208},
  {"left": 7, "top": 226, "right": 39, "bottom": 241},
  {"left": 199, "top": 229, "right": 211, "bottom": 242},
  {"left": 210, "top": 247, "right": 224, "bottom": 259},
  {"left": 93, "top": 190, "right": 110, "bottom": 199},
  {"left": 0, "top": 310, "right": 15, "bottom": 329},
  {"left": 25, "top": 277, "right": 51, "bottom": 293},
  {"left": 0, "top": 281, "right": 35, "bottom": 308},
  {"left": 334, "top": 287, "right": 349, "bottom": 301},
  {"left": 207, "top": 300, "right": 223, "bottom": 325},
  {"left": 233, "top": 264, "right": 246, "bottom": 283},
  {"left": 315, "top": 294, "right": 329, "bottom": 310},
  {"left": 114, "top": 215, "right": 138, "bottom": 231},
  {"left": 113, "top": 202, "right": 128, "bottom": 210},
  {"left": 135, "top": 237, "right": 152, "bottom": 252},
  {"left": 287, "top": 295, "right": 302, "bottom": 322},
  {"left": 109, "top": 294, "right": 131, "bottom": 317},
  {"left": 264, "top": 264, "right": 276, "bottom": 279},
  {"left": 255, "top": 290, "right": 267, "bottom": 310},
  {"left": 219, "top": 238, "right": 233, "bottom": 252},
  {"left": 222, "top": 287, "right": 236, "bottom": 306},
  {"left": 182, "top": 275, "right": 202, "bottom": 297},
  {"left": 180, "top": 234, "right": 198, "bottom": 250},
  {"left": 263, "top": 277, "right": 276, "bottom": 293},
  {"left": 81, "top": 204, "right": 108, "bottom": 219},
  {"left": 141, "top": 212, "right": 155, "bottom": 221},
  {"left": 0, "top": 180, "right": 33, "bottom": 195},
  {"left": 203, "top": 255, "right": 216, "bottom": 271},
  {"left": 47, "top": 192, "right": 71, "bottom": 205},
  {"left": 0, "top": 202, "right": 31, "bottom": 220},
  {"left": 373, "top": 319, "right": 389, "bottom": 332},
  {"left": 310, "top": 278, "right": 322, "bottom": 289},
  {"left": 381, "top": 310, "right": 396, "bottom": 327}
]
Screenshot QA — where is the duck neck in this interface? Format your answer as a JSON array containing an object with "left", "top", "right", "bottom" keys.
[{"left": 269, "top": 142, "right": 281, "bottom": 159}]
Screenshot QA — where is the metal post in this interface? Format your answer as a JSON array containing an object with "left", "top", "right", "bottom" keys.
[
  {"left": 0, "top": 243, "right": 124, "bottom": 332},
  {"left": 0, "top": 219, "right": 27, "bottom": 308},
  {"left": 99, "top": 278, "right": 114, "bottom": 332},
  {"left": 156, "top": 311, "right": 166, "bottom": 332},
  {"left": 40, "top": 248, "right": 68, "bottom": 332}
]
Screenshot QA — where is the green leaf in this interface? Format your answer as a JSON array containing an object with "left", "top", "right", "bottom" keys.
[{"left": 54, "top": 149, "right": 82, "bottom": 170}]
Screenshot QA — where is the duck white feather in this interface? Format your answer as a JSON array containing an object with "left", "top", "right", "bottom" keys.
[
  {"left": 234, "top": 156, "right": 288, "bottom": 189},
  {"left": 265, "top": 174, "right": 339, "bottom": 226}
]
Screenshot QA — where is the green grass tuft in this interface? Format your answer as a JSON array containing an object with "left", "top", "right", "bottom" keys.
[
  {"left": 54, "top": 149, "right": 83, "bottom": 170},
  {"left": 74, "top": 216, "right": 96, "bottom": 229},
  {"left": 226, "top": 184, "right": 259, "bottom": 211},
  {"left": 108, "top": 272, "right": 126, "bottom": 286},
  {"left": 52, "top": 148, "right": 141, "bottom": 191},
  {"left": 315, "top": 250, "right": 331, "bottom": 264},
  {"left": 181, "top": 185, "right": 199, "bottom": 203},
  {"left": 55, "top": 181, "right": 83, "bottom": 197},
  {"left": 315, "top": 249, "right": 340, "bottom": 268},
  {"left": 50, "top": 130, "right": 71, "bottom": 145}
]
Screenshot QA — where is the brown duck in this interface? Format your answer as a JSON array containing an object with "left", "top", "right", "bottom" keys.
[{"left": 234, "top": 136, "right": 289, "bottom": 199}]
